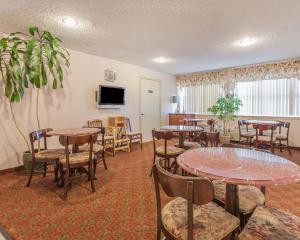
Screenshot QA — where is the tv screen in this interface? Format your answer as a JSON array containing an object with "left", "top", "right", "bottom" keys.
[{"left": 99, "top": 86, "right": 125, "bottom": 105}]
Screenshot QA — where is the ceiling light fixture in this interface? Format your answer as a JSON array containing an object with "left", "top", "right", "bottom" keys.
[
  {"left": 152, "top": 57, "right": 171, "bottom": 63},
  {"left": 237, "top": 37, "right": 258, "bottom": 47},
  {"left": 62, "top": 16, "right": 78, "bottom": 27}
]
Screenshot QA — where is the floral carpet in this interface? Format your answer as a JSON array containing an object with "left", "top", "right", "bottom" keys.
[{"left": 0, "top": 142, "right": 299, "bottom": 240}]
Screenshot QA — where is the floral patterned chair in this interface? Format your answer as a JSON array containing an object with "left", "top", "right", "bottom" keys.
[
  {"left": 238, "top": 206, "right": 300, "bottom": 240},
  {"left": 152, "top": 158, "right": 240, "bottom": 240}
]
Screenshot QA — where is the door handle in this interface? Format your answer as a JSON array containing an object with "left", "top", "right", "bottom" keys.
[{"left": 141, "top": 113, "right": 145, "bottom": 116}]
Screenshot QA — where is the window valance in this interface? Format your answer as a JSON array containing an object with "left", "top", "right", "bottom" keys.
[{"left": 176, "top": 59, "right": 300, "bottom": 89}]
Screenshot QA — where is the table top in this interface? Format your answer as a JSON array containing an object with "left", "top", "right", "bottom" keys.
[
  {"left": 47, "top": 128, "right": 99, "bottom": 136},
  {"left": 243, "top": 120, "right": 281, "bottom": 126},
  {"left": 161, "top": 125, "right": 204, "bottom": 132},
  {"left": 177, "top": 147, "right": 300, "bottom": 186},
  {"left": 183, "top": 118, "right": 206, "bottom": 122}
]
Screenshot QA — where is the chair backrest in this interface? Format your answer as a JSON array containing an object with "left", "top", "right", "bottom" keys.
[
  {"left": 238, "top": 120, "right": 251, "bottom": 133},
  {"left": 124, "top": 117, "right": 132, "bottom": 132},
  {"left": 87, "top": 119, "right": 103, "bottom": 128},
  {"left": 199, "top": 131, "right": 220, "bottom": 147},
  {"left": 153, "top": 159, "right": 214, "bottom": 240},
  {"left": 253, "top": 124, "right": 276, "bottom": 142},
  {"left": 278, "top": 121, "right": 290, "bottom": 137},
  {"left": 152, "top": 130, "right": 174, "bottom": 156},
  {"left": 207, "top": 119, "right": 215, "bottom": 132},
  {"left": 59, "top": 133, "right": 98, "bottom": 166},
  {"left": 29, "top": 128, "right": 53, "bottom": 158}
]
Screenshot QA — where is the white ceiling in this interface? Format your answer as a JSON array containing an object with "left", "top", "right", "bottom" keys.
[{"left": 1, "top": 0, "right": 300, "bottom": 74}]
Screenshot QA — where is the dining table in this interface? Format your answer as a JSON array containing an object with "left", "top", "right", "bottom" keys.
[
  {"left": 242, "top": 120, "right": 281, "bottom": 135},
  {"left": 47, "top": 128, "right": 100, "bottom": 182},
  {"left": 177, "top": 147, "right": 300, "bottom": 217},
  {"left": 183, "top": 118, "right": 206, "bottom": 126},
  {"left": 161, "top": 125, "right": 204, "bottom": 149}
]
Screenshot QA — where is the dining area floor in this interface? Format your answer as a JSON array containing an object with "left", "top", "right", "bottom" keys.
[{"left": 0, "top": 142, "right": 299, "bottom": 240}]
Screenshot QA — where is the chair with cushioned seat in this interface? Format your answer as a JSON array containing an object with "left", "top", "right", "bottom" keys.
[
  {"left": 253, "top": 124, "right": 276, "bottom": 153},
  {"left": 276, "top": 121, "right": 292, "bottom": 156},
  {"left": 26, "top": 128, "right": 66, "bottom": 187},
  {"left": 150, "top": 130, "right": 185, "bottom": 176},
  {"left": 79, "top": 127, "right": 107, "bottom": 175},
  {"left": 238, "top": 120, "right": 256, "bottom": 146},
  {"left": 58, "top": 133, "right": 98, "bottom": 200},
  {"left": 152, "top": 159, "right": 240, "bottom": 240},
  {"left": 87, "top": 119, "right": 115, "bottom": 156},
  {"left": 238, "top": 206, "right": 300, "bottom": 240}
]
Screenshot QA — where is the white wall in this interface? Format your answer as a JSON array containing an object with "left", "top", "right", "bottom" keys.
[{"left": 0, "top": 49, "right": 177, "bottom": 170}]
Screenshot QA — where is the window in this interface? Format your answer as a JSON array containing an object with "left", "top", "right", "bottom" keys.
[
  {"left": 179, "top": 84, "right": 223, "bottom": 114},
  {"left": 179, "top": 78, "right": 300, "bottom": 117},
  {"left": 236, "top": 79, "right": 300, "bottom": 117}
]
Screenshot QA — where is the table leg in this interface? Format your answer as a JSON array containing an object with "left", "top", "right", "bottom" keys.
[
  {"left": 225, "top": 184, "right": 240, "bottom": 218},
  {"left": 178, "top": 132, "right": 185, "bottom": 148}
]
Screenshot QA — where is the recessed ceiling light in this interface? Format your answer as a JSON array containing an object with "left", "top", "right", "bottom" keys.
[
  {"left": 152, "top": 57, "right": 172, "bottom": 63},
  {"left": 62, "top": 16, "right": 78, "bottom": 27},
  {"left": 236, "top": 37, "right": 258, "bottom": 47}
]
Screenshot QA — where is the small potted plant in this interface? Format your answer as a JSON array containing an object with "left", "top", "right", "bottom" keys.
[{"left": 208, "top": 94, "right": 242, "bottom": 144}]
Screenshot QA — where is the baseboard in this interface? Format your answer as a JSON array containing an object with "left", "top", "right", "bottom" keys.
[{"left": 0, "top": 165, "right": 24, "bottom": 175}]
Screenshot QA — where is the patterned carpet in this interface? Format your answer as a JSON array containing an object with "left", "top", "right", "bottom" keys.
[{"left": 0, "top": 142, "right": 299, "bottom": 240}]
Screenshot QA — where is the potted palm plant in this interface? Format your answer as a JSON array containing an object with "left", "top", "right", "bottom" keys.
[
  {"left": 0, "top": 27, "right": 70, "bottom": 174},
  {"left": 208, "top": 94, "right": 242, "bottom": 144}
]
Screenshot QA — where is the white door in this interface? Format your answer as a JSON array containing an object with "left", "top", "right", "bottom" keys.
[{"left": 140, "top": 78, "right": 161, "bottom": 142}]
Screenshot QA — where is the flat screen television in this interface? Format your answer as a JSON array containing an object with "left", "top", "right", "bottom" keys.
[{"left": 97, "top": 85, "right": 125, "bottom": 108}]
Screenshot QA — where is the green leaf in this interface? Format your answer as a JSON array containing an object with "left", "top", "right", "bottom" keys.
[
  {"left": 0, "top": 38, "right": 8, "bottom": 50},
  {"left": 52, "top": 77, "right": 57, "bottom": 89},
  {"left": 29, "top": 27, "right": 39, "bottom": 36},
  {"left": 4, "top": 70, "right": 13, "bottom": 98},
  {"left": 41, "top": 61, "right": 47, "bottom": 86}
]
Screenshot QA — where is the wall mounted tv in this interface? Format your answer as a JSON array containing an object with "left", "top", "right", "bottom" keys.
[{"left": 97, "top": 85, "right": 125, "bottom": 108}]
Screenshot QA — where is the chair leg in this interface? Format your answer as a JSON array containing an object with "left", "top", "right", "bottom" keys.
[
  {"left": 43, "top": 162, "right": 47, "bottom": 178},
  {"left": 93, "top": 156, "right": 97, "bottom": 177},
  {"left": 26, "top": 163, "right": 35, "bottom": 187},
  {"left": 150, "top": 155, "right": 156, "bottom": 177},
  {"left": 287, "top": 140, "right": 292, "bottom": 156},
  {"left": 279, "top": 140, "right": 283, "bottom": 152},
  {"left": 89, "top": 161, "right": 95, "bottom": 193},
  {"left": 63, "top": 171, "right": 69, "bottom": 201},
  {"left": 102, "top": 152, "right": 108, "bottom": 170},
  {"left": 54, "top": 161, "right": 59, "bottom": 183},
  {"left": 140, "top": 136, "right": 143, "bottom": 150}
]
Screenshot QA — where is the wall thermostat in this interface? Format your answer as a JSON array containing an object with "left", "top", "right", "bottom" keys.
[{"left": 105, "top": 69, "right": 116, "bottom": 82}]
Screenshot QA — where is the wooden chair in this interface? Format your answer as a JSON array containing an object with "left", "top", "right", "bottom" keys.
[
  {"left": 239, "top": 206, "right": 300, "bottom": 239},
  {"left": 152, "top": 159, "right": 240, "bottom": 240},
  {"left": 238, "top": 120, "right": 256, "bottom": 146},
  {"left": 79, "top": 127, "right": 107, "bottom": 174},
  {"left": 276, "top": 121, "right": 292, "bottom": 156},
  {"left": 87, "top": 119, "right": 115, "bottom": 156},
  {"left": 58, "top": 133, "right": 98, "bottom": 200},
  {"left": 124, "top": 117, "right": 143, "bottom": 151},
  {"left": 198, "top": 131, "right": 220, "bottom": 147},
  {"left": 26, "top": 128, "right": 65, "bottom": 187},
  {"left": 253, "top": 124, "right": 276, "bottom": 153},
  {"left": 150, "top": 130, "right": 185, "bottom": 176}
]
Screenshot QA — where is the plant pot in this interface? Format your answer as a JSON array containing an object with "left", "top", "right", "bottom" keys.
[
  {"left": 219, "top": 134, "right": 231, "bottom": 144},
  {"left": 22, "top": 151, "right": 45, "bottom": 175}
]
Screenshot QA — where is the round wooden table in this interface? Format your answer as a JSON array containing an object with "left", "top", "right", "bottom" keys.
[
  {"left": 177, "top": 147, "right": 300, "bottom": 217},
  {"left": 47, "top": 128, "right": 99, "bottom": 137},
  {"left": 161, "top": 125, "right": 204, "bottom": 148}
]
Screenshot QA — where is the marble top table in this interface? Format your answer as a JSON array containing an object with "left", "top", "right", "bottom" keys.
[
  {"left": 177, "top": 147, "right": 300, "bottom": 216},
  {"left": 161, "top": 125, "right": 204, "bottom": 148}
]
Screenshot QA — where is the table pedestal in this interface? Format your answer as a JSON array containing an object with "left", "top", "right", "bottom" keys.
[{"left": 178, "top": 132, "right": 185, "bottom": 148}]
